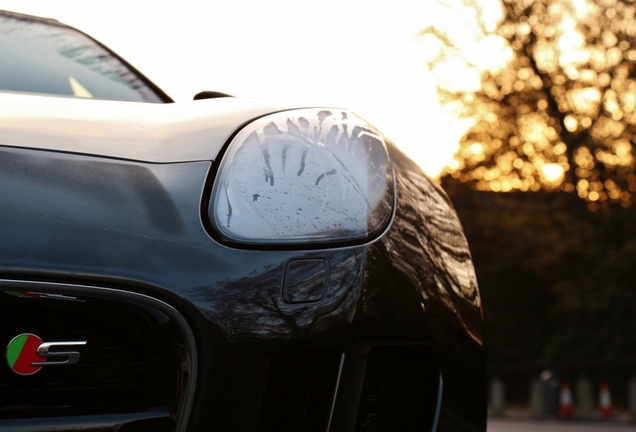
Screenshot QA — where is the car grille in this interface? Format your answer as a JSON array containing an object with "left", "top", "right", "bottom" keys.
[
  {"left": 355, "top": 345, "right": 441, "bottom": 432},
  {"left": 257, "top": 349, "right": 342, "bottom": 432},
  {"left": 0, "top": 282, "right": 195, "bottom": 432},
  {"left": 192, "top": 345, "right": 439, "bottom": 432}
]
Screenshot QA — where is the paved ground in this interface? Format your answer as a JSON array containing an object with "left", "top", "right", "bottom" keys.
[{"left": 489, "top": 418, "right": 636, "bottom": 432}]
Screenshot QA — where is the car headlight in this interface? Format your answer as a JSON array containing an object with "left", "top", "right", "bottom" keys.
[{"left": 209, "top": 109, "right": 394, "bottom": 246}]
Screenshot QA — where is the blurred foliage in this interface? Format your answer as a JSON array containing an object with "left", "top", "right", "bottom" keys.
[
  {"left": 423, "top": 0, "right": 636, "bottom": 209},
  {"left": 444, "top": 177, "right": 636, "bottom": 382}
]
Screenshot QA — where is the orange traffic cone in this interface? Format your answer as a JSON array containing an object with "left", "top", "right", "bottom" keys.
[
  {"left": 599, "top": 380, "right": 613, "bottom": 418},
  {"left": 559, "top": 380, "right": 574, "bottom": 418}
]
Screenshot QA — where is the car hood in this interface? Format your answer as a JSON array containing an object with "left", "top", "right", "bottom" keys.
[{"left": 0, "top": 91, "right": 320, "bottom": 162}]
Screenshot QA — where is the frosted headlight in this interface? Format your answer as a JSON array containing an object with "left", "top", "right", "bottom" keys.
[{"left": 209, "top": 109, "right": 394, "bottom": 245}]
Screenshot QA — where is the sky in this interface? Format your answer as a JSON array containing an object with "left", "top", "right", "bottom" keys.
[{"left": 0, "top": 0, "right": 469, "bottom": 176}]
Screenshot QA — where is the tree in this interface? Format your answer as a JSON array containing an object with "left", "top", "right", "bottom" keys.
[
  {"left": 422, "top": 0, "right": 636, "bottom": 209},
  {"left": 444, "top": 177, "right": 636, "bottom": 403}
]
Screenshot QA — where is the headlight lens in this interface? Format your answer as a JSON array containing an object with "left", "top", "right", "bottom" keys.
[{"left": 209, "top": 109, "right": 394, "bottom": 245}]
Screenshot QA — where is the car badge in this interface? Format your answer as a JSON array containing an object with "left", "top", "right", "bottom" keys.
[{"left": 6, "top": 333, "right": 87, "bottom": 376}]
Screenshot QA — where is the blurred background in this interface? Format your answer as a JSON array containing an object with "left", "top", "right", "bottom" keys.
[
  {"left": 3, "top": 0, "right": 636, "bottom": 425},
  {"left": 425, "top": 0, "right": 636, "bottom": 421}
]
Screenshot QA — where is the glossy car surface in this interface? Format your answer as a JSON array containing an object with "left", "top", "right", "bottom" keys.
[{"left": 0, "top": 9, "right": 486, "bottom": 432}]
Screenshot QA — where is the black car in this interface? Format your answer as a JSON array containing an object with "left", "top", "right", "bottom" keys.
[{"left": 0, "top": 9, "right": 486, "bottom": 432}]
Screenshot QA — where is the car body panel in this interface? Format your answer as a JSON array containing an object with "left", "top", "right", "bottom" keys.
[
  {"left": 0, "top": 92, "right": 311, "bottom": 162},
  {"left": 0, "top": 141, "right": 486, "bottom": 430},
  {"left": 0, "top": 9, "right": 486, "bottom": 432}
]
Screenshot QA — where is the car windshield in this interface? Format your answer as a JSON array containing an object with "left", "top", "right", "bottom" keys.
[{"left": 0, "top": 11, "right": 165, "bottom": 103}]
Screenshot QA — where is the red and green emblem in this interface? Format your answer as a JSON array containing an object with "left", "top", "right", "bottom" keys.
[{"left": 6, "top": 333, "right": 46, "bottom": 375}]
